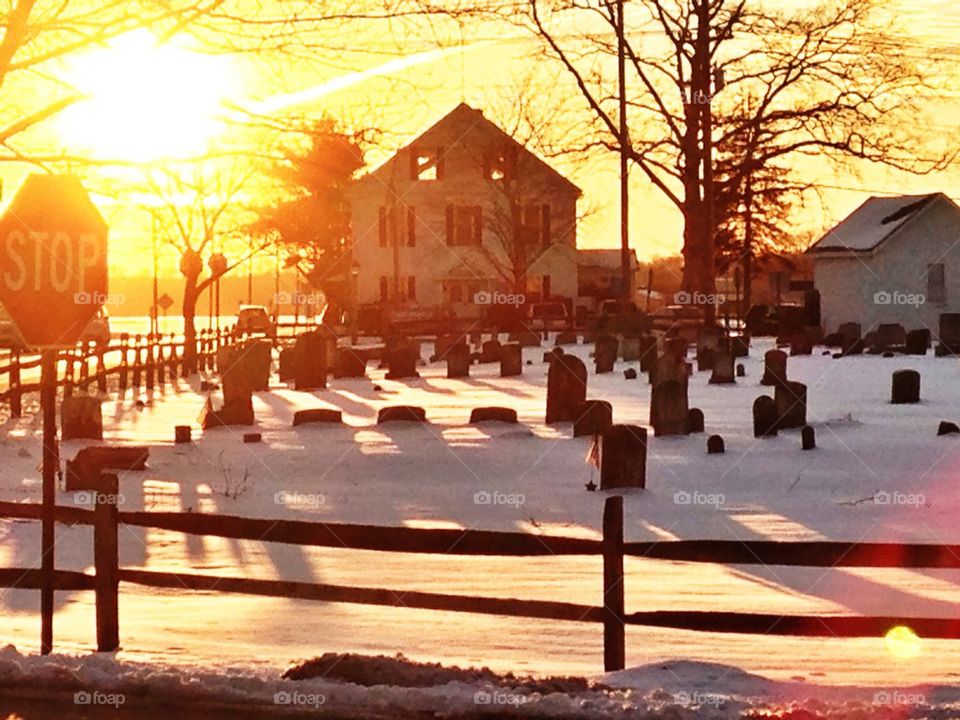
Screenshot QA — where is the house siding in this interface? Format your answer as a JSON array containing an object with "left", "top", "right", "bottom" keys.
[
  {"left": 348, "top": 105, "right": 580, "bottom": 317},
  {"left": 814, "top": 197, "right": 960, "bottom": 334}
]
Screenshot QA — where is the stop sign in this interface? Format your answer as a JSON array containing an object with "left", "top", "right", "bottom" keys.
[{"left": 0, "top": 175, "right": 108, "bottom": 347}]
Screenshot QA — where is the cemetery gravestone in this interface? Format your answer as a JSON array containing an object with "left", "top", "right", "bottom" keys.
[
  {"left": 500, "top": 343, "right": 523, "bottom": 377},
  {"left": 600, "top": 425, "right": 647, "bottom": 490},
  {"left": 761, "top": 349, "right": 788, "bottom": 387},
  {"left": 650, "top": 379, "right": 689, "bottom": 436},
  {"left": 446, "top": 343, "right": 471, "bottom": 379},
  {"left": 905, "top": 329, "right": 930, "bottom": 356},
  {"left": 546, "top": 354, "right": 588, "bottom": 423},
  {"left": 709, "top": 349, "right": 735, "bottom": 384},
  {"left": 573, "top": 399, "right": 613, "bottom": 437},
  {"left": 891, "top": 370, "right": 920, "bottom": 404},
  {"left": 707, "top": 434, "right": 725, "bottom": 454},
  {"left": 594, "top": 334, "right": 619, "bottom": 374},
  {"left": 775, "top": 381, "right": 807, "bottom": 429},
  {"left": 753, "top": 396, "right": 778, "bottom": 438}
]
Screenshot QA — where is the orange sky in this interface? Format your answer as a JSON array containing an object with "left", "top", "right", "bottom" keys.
[{"left": 2, "top": 0, "right": 958, "bottom": 275}]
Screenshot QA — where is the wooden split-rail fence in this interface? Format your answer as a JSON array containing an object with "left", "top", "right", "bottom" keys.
[
  {"left": 2, "top": 494, "right": 960, "bottom": 670},
  {"left": 0, "top": 327, "right": 237, "bottom": 418}
]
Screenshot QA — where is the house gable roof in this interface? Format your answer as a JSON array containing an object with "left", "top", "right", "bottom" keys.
[
  {"left": 351, "top": 103, "right": 582, "bottom": 196},
  {"left": 807, "top": 193, "right": 957, "bottom": 254}
]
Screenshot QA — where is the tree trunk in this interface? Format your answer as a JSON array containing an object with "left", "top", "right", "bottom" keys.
[{"left": 181, "top": 277, "right": 201, "bottom": 375}]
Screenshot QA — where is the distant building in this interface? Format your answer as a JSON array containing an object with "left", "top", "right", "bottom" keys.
[
  {"left": 577, "top": 249, "right": 638, "bottom": 302},
  {"left": 346, "top": 103, "right": 581, "bottom": 318},
  {"left": 807, "top": 193, "right": 960, "bottom": 333}
]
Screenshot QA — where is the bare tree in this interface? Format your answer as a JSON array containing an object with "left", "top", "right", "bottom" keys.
[{"left": 493, "top": 0, "right": 952, "bottom": 319}]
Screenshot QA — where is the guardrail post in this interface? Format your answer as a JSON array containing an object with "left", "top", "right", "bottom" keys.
[
  {"left": 94, "top": 472, "right": 120, "bottom": 652},
  {"left": 9, "top": 350, "right": 21, "bottom": 418},
  {"left": 602, "top": 495, "right": 625, "bottom": 672}
]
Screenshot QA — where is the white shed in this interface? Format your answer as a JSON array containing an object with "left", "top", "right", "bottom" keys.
[{"left": 806, "top": 193, "right": 960, "bottom": 334}]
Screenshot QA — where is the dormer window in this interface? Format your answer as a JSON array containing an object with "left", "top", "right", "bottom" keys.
[{"left": 410, "top": 147, "right": 445, "bottom": 180}]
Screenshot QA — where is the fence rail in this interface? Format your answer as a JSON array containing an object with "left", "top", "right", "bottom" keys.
[
  {"left": 0, "top": 327, "right": 237, "bottom": 417},
  {"left": 2, "top": 495, "right": 960, "bottom": 669}
]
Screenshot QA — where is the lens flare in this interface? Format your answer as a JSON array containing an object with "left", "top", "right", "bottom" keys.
[{"left": 884, "top": 625, "right": 922, "bottom": 660}]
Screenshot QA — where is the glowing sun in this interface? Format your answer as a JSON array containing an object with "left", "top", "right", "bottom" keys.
[
  {"left": 884, "top": 625, "right": 922, "bottom": 660},
  {"left": 57, "top": 31, "right": 237, "bottom": 162}
]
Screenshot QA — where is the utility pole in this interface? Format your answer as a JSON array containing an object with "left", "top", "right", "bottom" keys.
[
  {"left": 695, "top": 0, "right": 717, "bottom": 324},
  {"left": 616, "top": 0, "right": 631, "bottom": 302}
]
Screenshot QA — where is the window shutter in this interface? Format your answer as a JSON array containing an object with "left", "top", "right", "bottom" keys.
[
  {"left": 407, "top": 207, "right": 416, "bottom": 247},
  {"left": 408, "top": 276, "right": 417, "bottom": 300},
  {"left": 379, "top": 276, "right": 388, "bottom": 301},
  {"left": 409, "top": 150, "right": 419, "bottom": 180},
  {"left": 445, "top": 206, "right": 454, "bottom": 245},
  {"left": 436, "top": 147, "right": 446, "bottom": 179},
  {"left": 378, "top": 207, "right": 387, "bottom": 247},
  {"left": 541, "top": 204, "right": 551, "bottom": 245}
]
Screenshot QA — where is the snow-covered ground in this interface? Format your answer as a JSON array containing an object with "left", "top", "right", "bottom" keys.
[{"left": 3, "top": 336, "right": 960, "bottom": 703}]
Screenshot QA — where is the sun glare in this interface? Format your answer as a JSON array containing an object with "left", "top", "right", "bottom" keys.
[
  {"left": 884, "top": 625, "right": 923, "bottom": 660},
  {"left": 57, "top": 31, "right": 237, "bottom": 163}
]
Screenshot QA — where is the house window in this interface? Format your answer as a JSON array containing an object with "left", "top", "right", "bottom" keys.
[
  {"left": 410, "top": 147, "right": 445, "bottom": 181},
  {"left": 928, "top": 263, "right": 946, "bottom": 304},
  {"left": 450, "top": 282, "right": 463, "bottom": 303},
  {"left": 407, "top": 207, "right": 417, "bottom": 247},
  {"left": 445, "top": 205, "right": 483, "bottom": 246},
  {"left": 379, "top": 276, "right": 389, "bottom": 301},
  {"left": 484, "top": 145, "right": 517, "bottom": 182},
  {"left": 407, "top": 276, "right": 417, "bottom": 301},
  {"left": 378, "top": 207, "right": 388, "bottom": 247},
  {"left": 520, "top": 204, "right": 543, "bottom": 246},
  {"left": 541, "top": 204, "right": 552, "bottom": 245}
]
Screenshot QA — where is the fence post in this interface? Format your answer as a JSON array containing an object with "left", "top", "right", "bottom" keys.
[
  {"left": 118, "top": 334, "right": 129, "bottom": 392},
  {"left": 602, "top": 496, "right": 625, "bottom": 672},
  {"left": 9, "top": 350, "right": 21, "bottom": 418},
  {"left": 145, "top": 335, "right": 155, "bottom": 389},
  {"left": 157, "top": 336, "right": 167, "bottom": 386},
  {"left": 96, "top": 345, "right": 107, "bottom": 394},
  {"left": 132, "top": 336, "right": 143, "bottom": 390},
  {"left": 94, "top": 472, "right": 120, "bottom": 652}
]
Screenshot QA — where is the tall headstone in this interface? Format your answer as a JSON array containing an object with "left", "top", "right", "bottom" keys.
[
  {"left": 333, "top": 347, "right": 367, "bottom": 378},
  {"left": 600, "top": 425, "right": 647, "bottom": 490},
  {"left": 243, "top": 339, "right": 272, "bottom": 391},
  {"left": 891, "top": 370, "right": 920, "bottom": 404},
  {"left": 753, "top": 396, "right": 778, "bottom": 438},
  {"left": 480, "top": 340, "right": 502, "bottom": 363},
  {"left": 573, "top": 399, "right": 613, "bottom": 437},
  {"left": 874, "top": 323, "right": 906, "bottom": 352},
  {"left": 293, "top": 331, "right": 328, "bottom": 390},
  {"left": 446, "top": 343, "right": 471, "bottom": 379},
  {"left": 774, "top": 381, "right": 807, "bottom": 429},
  {"left": 696, "top": 327, "right": 723, "bottom": 371},
  {"left": 650, "top": 378, "right": 689, "bottom": 436},
  {"left": 620, "top": 335, "right": 641, "bottom": 362},
  {"left": 638, "top": 335, "right": 658, "bottom": 372},
  {"left": 546, "top": 354, "right": 588, "bottom": 423},
  {"left": 905, "top": 329, "right": 930, "bottom": 356},
  {"left": 500, "top": 343, "right": 523, "bottom": 377},
  {"left": 761, "top": 349, "right": 788, "bottom": 387},
  {"left": 385, "top": 342, "right": 420, "bottom": 380},
  {"left": 936, "top": 313, "right": 960, "bottom": 356},
  {"left": 709, "top": 349, "right": 735, "bottom": 384},
  {"left": 838, "top": 322, "right": 863, "bottom": 356},
  {"left": 594, "top": 334, "right": 619, "bottom": 374}
]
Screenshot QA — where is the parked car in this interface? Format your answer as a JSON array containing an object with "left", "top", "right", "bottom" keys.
[
  {"left": 745, "top": 303, "right": 804, "bottom": 337},
  {"left": 235, "top": 305, "right": 275, "bottom": 338},
  {"left": 651, "top": 304, "right": 704, "bottom": 341},
  {"left": 527, "top": 302, "right": 569, "bottom": 331}
]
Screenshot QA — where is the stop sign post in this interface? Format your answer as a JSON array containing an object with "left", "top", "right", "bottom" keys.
[{"left": 0, "top": 175, "right": 108, "bottom": 655}]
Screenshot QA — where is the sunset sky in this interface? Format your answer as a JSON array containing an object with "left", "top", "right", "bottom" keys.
[{"left": 3, "top": 0, "right": 959, "bottom": 276}]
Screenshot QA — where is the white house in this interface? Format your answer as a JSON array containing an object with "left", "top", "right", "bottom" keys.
[
  {"left": 346, "top": 103, "right": 581, "bottom": 319},
  {"left": 806, "top": 193, "right": 960, "bottom": 334}
]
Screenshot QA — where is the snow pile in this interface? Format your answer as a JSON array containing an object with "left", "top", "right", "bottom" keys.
[{"left": 1, "top": 646, "right": 959, "bottom": 718}]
